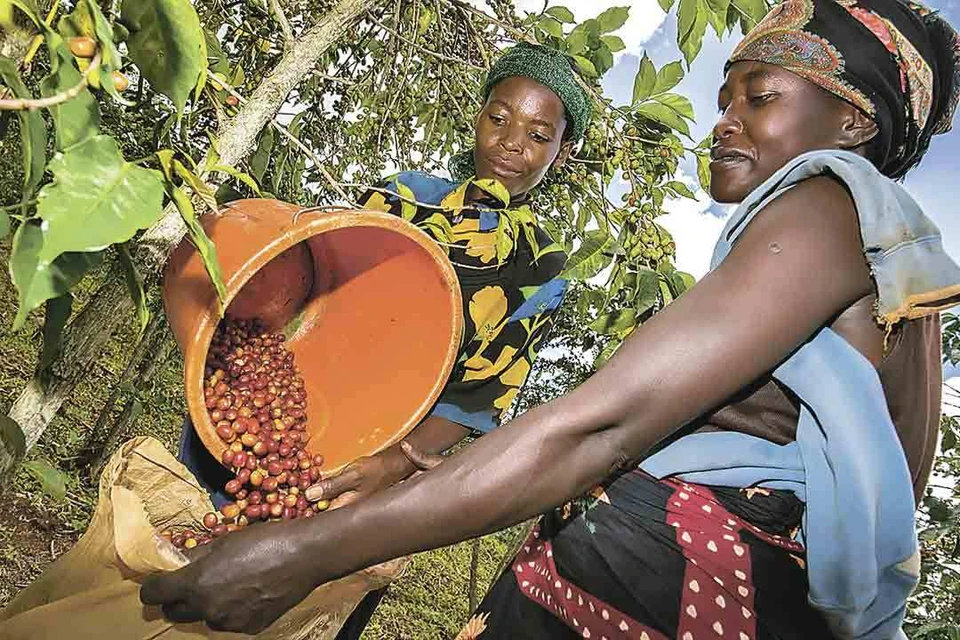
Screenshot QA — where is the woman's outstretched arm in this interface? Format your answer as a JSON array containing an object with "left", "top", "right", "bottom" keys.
[{"left": 141, "top": 177, "right": 875, "bottom": 633}]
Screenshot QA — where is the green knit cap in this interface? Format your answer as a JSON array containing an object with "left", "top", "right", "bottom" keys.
[
  {"left": 484, "top": 42, "right": 592, "bottom": 142},
  {"left": 448, "top": 43, "right": 592, "bottom": 183}
]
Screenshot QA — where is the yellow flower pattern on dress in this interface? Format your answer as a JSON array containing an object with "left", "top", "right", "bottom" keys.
[{"left": 358, "top": 171, "right": 568, "bottom": 432}]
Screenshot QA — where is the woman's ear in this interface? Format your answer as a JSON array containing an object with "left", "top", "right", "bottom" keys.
[
  {"left": 552, "top": 140, "right": 575, "bottom": 170},
  {"left": 836, "top": 106, "right": 879, "bottom": 150}
]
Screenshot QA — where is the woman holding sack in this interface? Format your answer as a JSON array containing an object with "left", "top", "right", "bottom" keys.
[{"left": 144, "top": 1, "right": 960, "bottom": 637}]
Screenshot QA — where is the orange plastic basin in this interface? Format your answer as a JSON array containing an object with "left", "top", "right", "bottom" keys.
[{"left": 162, "top": 199, "right": 463, "bottom": 473}]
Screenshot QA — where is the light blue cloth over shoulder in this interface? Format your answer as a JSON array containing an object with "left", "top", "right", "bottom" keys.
[{"left": 641, "top": 150, "right": 960, "bottom": 640}]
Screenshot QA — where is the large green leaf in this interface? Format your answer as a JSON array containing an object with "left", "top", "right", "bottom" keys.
[
  {"left": 653, "top": 61, "right": 684, "bottom": 94},
  {"left": 596, "top": 6, "right": 629, "bottom": 33},
  {"left": 635, "top": 102, "right": 691, "bottom": 137},
  {"left": 35, "top": 136, "right": 165, "bottom": 263},
  {"left": 655, "top": 93, "right": 695, "bottom": 120},
  {"left": 0, "top": 56, "right": 47, "bottom": 209},
  {"left": 121, "top": 0, "right": 206, "bottom": 115},
  {"left": 677, "top": 0, "right": 709, "bottom": 65},
  {"left": 10, "top": 221, "right": 104, "bottom": 330},
  {"left": 632, "top": 54, "right": 656, "bottom": 104},
  {"left": 24, "top": 458, "right": 68, "bottom": 501},
  {"left": 561, "top": 229, "right": 615, "bottom": 280},
  {"left": 38, "top": 293, "right": 73, "bottom": 376},
  {"left": 40, "top": 33, "right": 100, "bottom": 151}
]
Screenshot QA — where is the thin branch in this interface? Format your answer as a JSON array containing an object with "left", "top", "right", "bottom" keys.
[
  {"left": 269, "top": 0, "right": 295, "bottom": 51},
  {"left": 0, "top": 52, "right": 101, "bottom": 111},
  {"left": 367, "top": 12, "right": 485, "bottom": 70}
]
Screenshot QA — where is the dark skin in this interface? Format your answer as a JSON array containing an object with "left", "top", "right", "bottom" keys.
[
  {"left": 305, "top": 75, "right": 573, "bottom": 510},
  {"left": 141, "top": 62, "right": 890, "bottom": 632}
]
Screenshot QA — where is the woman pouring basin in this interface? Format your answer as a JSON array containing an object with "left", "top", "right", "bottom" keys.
[{"left": 144, "top": 1, "right": 960, "bottom": 637}]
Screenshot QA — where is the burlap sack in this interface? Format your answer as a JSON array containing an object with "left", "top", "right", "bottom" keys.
[{"left": 0, "top": 436, "right": 405, "bottom": 639}]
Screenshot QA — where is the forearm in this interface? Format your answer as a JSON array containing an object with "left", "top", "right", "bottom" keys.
[{"left": 301, "top": 388, "right": 625, "bottom": 581}]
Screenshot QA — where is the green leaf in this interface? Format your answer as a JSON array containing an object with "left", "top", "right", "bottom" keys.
[
  {"left": 203, "top": 28, "right": 229, "bottom": 75},
  {"left": 705, "top": 0, "right": 732, "bottom": 36},
  {"left": 636, "top": 102, "right": 691, "bottom": 137},
  {"left": 572, "top": 55, "right": 598, "bottom": 78},
  {"left": 0, "top": 211, "right": 9, "bottom": 239},
  {"left": 561, "top": 229, "right": 615, "bottom": 280},
  {"left": 665, "top": 180, "right": 696, "bottom": 199},
  {"left": 635, "top": 266, "right": 661, "bottom": 313},
  {"left": 24, "top": 459, "right": 68, "bottom": 502},
  {"left": 35, "top": 136, "right": 165, "bottom": 263},
  {"left": 589, "top": 308, "right": 636, "bottom": 335},
  {"left": 565, "top": 28, "right": 587, "bottom": 55},
  {"left": 600, "top": 35, "right": 625, "bottom": 52},
  {"left": 40, "top": 33, "right": 99, "bottom": 151},
  {"left": 595, "top": 43, "right": 614, "bottom": 74},
  {"left": 0, "top": 416, "right": 26, "bottom": 463},
  {"left": 545, "top": 6, "right": 575, "bottom": 22},
  {"left": 208, "top": 165, "right": 262, "bottom": 196},
  {"left": 677, "top": 0, "right": 709, "bottom": 65},
  {"left": 730, "top": 0, "right": 767, "bottom": 30},
  {"left": 38, "top": 293, "right": 73, "bottom": 375},
  {"left": 121, "top": 0, "right": 207, "bottom": 115},
  {"left": 632, "top": 54, "right": 657, "bottom": 104},
  {"left": 250, "top": 127, "right": 275, "bottom": 182},
  {"left": 170, "top": 185, "right": 227, "bottom": 306},
  {"left": 537, "top": 16, "right": 564, "bottom": 39},
  {"left": 0, "top": 56, "right": 47, "bottom": 209},
  {"left": 658, "top": 0, "right": 677, "bottom": 10},
  {"left": 653, "top": 61, "right": 684, "bottom": 94},
  {"left": 696, "top": 152, "right": 712, "bottom": 192},
  {"left": 596, "top": 6, "right": 629, "bottom": 33},
  {"left": 173, "top": 158, "right": 217, "bottom": 212},
  {"left": 10, "top": 221, "right": 104, "bottom": 330},
  {"left": 118, "top": 243, "right": 149, "bottom": 335},
  {"left": 655, "top": 93, "right": 695, "bottom": 120}
]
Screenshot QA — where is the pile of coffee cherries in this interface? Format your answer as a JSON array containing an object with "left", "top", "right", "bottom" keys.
[{"left": 162, "top": 318, "right": 328, "bottom": 549}]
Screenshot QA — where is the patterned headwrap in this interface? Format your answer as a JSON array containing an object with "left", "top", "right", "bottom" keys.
[
  {"left": 448, "top": 43, "right": 592, "bottom": 183},
  {"left": 726, "top": 0, "right": 960, "bottom": 179}
]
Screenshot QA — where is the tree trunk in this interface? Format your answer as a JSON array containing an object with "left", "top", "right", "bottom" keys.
[{"left": 0, "top": 0, "right": 378, "bottom": 482}]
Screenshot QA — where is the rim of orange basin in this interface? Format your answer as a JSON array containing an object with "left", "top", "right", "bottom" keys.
[{"left": 184, "top": 207, "right": 464, "bottom": 475}]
